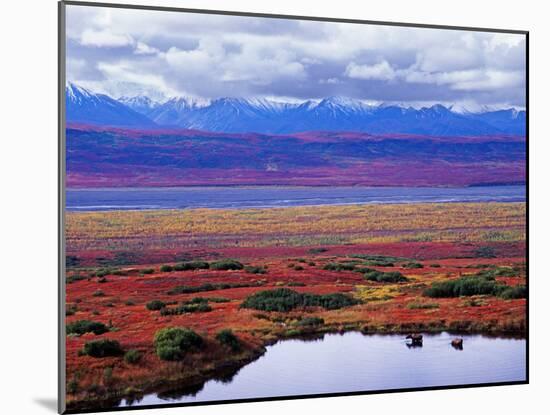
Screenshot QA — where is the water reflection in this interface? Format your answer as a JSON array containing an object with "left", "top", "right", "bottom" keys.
[{"left": 118, "top": 331, "right": 526, "bottom": 408}]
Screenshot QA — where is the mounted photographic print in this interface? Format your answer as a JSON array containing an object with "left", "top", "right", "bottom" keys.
[{"left": 59, "top": 1, "right": 528, "bottom": 413}]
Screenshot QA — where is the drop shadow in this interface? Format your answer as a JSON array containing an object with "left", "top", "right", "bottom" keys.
[{"left": 34, "top": 398, "right": 57, "bottom": 412}]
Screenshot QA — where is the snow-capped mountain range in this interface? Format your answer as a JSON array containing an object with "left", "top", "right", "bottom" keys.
[{"left": 66, "top": 83, "right": 526, "bottom": 135}]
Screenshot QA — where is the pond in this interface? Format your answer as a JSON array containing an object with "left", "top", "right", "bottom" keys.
[{"left": 120, "top": 331, "right": 526, "bottom": 407}]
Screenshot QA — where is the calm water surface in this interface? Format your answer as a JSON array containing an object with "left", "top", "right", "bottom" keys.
[
  {"left": 120, "top": 331, "right": 526, "bottom": 407},
  {"left": 67, "top": 185, "right": 525, "bottom": 211}
]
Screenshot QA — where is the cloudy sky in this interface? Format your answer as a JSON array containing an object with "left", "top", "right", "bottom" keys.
[{"left": 65, "top": 4, "right": 526, "bottom": 109}]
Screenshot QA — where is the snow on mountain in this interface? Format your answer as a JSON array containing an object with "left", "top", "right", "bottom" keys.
[
  {"left": 66, "top": 83, "right": 157, "bottom": 128},
  {"left": 118, "top": 95, "right": 161, "bottom": 116},
  {"left": 65, "top": 84, "right": 525, "bottom": 135}
]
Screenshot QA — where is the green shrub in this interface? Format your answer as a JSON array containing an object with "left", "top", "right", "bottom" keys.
[
  {"left": 363, "top": 268, "right": 408, "bottom": 283},
  {"left": 141, "top": 268, "right": 154, "bottom": 274},
  {"left": 66, "top": 255, "right": 81, "bottom": 268},
  {"left": 67, "top": 320, "right": 109, "bottom": 336},
  {"left": 92, "top": 290, "right": 105, "bottom": 297},
  {"left": 174, "top": 261, "right": 210, "bottom": 271},
  {"left": 294, "top": 265, "right": 304, "bottom": 271},
  {"left": 402, "top": 262, "right": 424, "bottom": 269},
  {"left": 203, "top": 297, "right": 230, "bottom": 303},
  {"left": 216, "top": 329, "right": 241, "bottom": 352},
  {"left": 124, "top": 349, "right": 141, "bottom": 364},
  {"left": 245, "top": 265, "right": 267, "bottom": 274},
  {"left": 474, "top": 246, "right": 497, "bottom": 258},
  {"left": 160, "top": 265, "right": 174, "bottom": 272},
  {"left": 146, "top": 300, "right": 166, "bottom": 311},
  {"left": 363, "top": 260, "right": 395, "bottom": 267},
  {"left": 424, "top": 277, "right": 497, "bottom": 297},
  {"left": 423, "top": 277, "right": 525, "bottom": 299},
  {"left": 308, "top": 248, "right": 328, "bottom": 254},
  {"left": 154, "top": 327, "right": 203, "bottom": 361},
  {"left": 167, "top": 282, "right": 261, "bottom": 295},
  {"left": 429, "top": 264, "right": 441, "bottom": 268},
  {"left": 407, "top": 301, "right": 439, "bottom": 310},
  {"left": 210, "top": 260, "right": 244, "bottom": 270},
  {"left": 67, "top": 274, "right": 87, "bottom": 284},
  {"left": 296, "top": 317, "right": 324, "bottom": 327},
  {"left": 240, "top": 288, "right": 360, "bottom": 312},
  {"left": 81, "top": 339, "right": 123, "bottom": 358},
  {"left": 499, "top": 285, "right": 527, "bottom": 299},
  {"left": 188, "top": 297, "right": 209, "bottom": 304},
  {"left": 476, "top": 267, "right": 519, "bottom": 278},
  {"left": 323, "top": 262, "right": 355, "bottom": 271},
  {"left": 160, "top": 303, "right": 212, "bottom": 315},
  {"left": 350, "top": 254, "right": 409, "bottom": 262},
  {"left": 67, "top": 379, "right": 79, "bottom": 394},
  {"left": 103, "top": 367, "right": 113, "bottom": 384},
  {"left": 287, "top": 281, "right": 306, "bottom": 287}
]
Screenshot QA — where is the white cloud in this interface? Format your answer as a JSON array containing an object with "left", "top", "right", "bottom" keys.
[
  {"left": 96, "top": 61, "right": 177, "bottom": 97},
  {"left": 134, "top": 41, "right": 159, "bottom": 55},
  {"left": 81, "top": 29, "right": 134, "bottom": 48},
  {"left": 66, "top": 4, "right": 526, "bottom": 107},
  {"left": 345, "top": 61, "right": 396, "bottom": 81}
]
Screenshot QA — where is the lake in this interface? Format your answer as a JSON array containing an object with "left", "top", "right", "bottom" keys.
[
  {"left": 66, "top": 185, "right": 525, "bottom": 211},
  {"left": 120, "top": 331, "right": 526, "bottom": 407}
]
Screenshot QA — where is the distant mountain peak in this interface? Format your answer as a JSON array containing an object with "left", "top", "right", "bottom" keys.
[
  {"left": 65, "top": 83, "right": 156, "bottom": 128},
  {"left": 65, "top": 84, "right": 525, "bottom": 136}
]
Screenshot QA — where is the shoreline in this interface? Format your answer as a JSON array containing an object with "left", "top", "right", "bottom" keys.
[{"left": 66, "top": 324, "right": 526, "bottom": 412}]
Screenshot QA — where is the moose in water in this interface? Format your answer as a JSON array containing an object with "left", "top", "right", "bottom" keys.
[
  {"left": 451, "top": 338, "right": 464, "bottom": 350},
  {"left": 405, "top": 333, "right": 423, "bottom": 347}
]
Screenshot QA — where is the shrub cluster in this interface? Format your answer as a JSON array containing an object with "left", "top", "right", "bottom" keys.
[
  {"left": 350, "top": 254, "right": 408, "bottom": 262},
  {"left": 363, "top": 268, "right": 408, "bottom": 283},
  {"left": 296, "top": 316, "right": 324, "bottom": 327},
  {"left": 287, "top": 281, "right": 306, "bottom": 287},
  {"left": 406, "top": 301, "right": 439, "bottom": 310},
  {"left": 362, "top": 260, "right": 395, "bottom": 267},
  {"left": 81, "top": 339, "right": 123, "bottom": 358},
  {"left": 210, "top": 259, "right": 244, "bottom": 270},
  {"left": 67, "top": 320, "right": 109, "bottom": 336},
  {"left": 174, "top": 261, "right": 210, "bottom": 271},
  {"left": 402, "top": 262, "right": 424, "bottom": 269},
  {"left": 67, "top": 274, "right": 87, "bottom": 284},
  {"left": 124, "top": 349, "right": 141, "bottom": 364},
  {"left": 423, "top": 276, "right": 526, "bottom": 299},
  {"left": 154, "top": 327, "right": 203, "bottom": 361},
  {"left": 499, "top": 285, "right": 527, "bottom": 299},
  {"left": 308, "top": 248, "right": 328, "bottom": 254},
  {"left": 323, "top": 262, "right": 356, "bottom": 271},
  {"left": 146, "top": 300, "right": 166, "bottom": 311},
  {"left": 160, "top": 302, "right": 212, "bottom": 316},
  {"left": 475, "top": 267, "right": 519, "bottom": 278},
  {"left": 202, "top": 297, "right": 230, "bottom": 303},
  {"left": 215, "top": 329, "right": 241, "bottom": 352},
  {"left": 245, "top": 265, "right": 267, "bottom": 274},
  {"left": 474, "top": 246, "right": 497, "bottom": 258},
  {"left": 167, "top": 282, "right": 261, "bottom": 295},
  {"left": 240, "top": 288, "right": 360, "bottom": 312}
]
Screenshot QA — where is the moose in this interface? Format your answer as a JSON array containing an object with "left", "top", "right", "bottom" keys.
[
  {"left": 405, "top": 333, "right": 423, "bottom": 347},
  {"left": 451, "top": 338, "right": 464, "bottom": 350}
]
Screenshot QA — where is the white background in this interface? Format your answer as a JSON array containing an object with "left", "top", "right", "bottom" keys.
[{"left": 0, "top": 0, "right": 546, "bottom": 414}]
